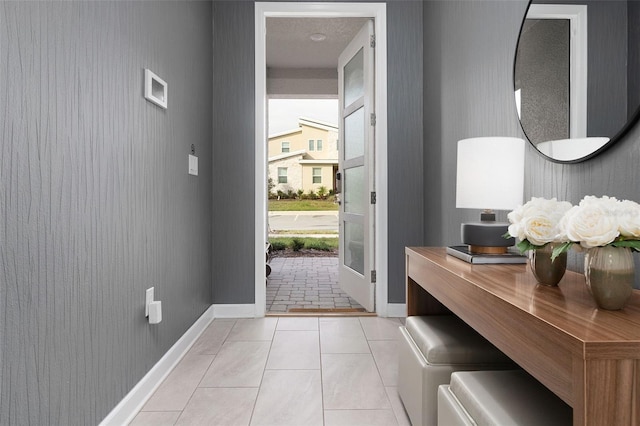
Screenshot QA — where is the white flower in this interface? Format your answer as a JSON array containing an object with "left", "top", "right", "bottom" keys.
[
  {"left": 507, "top": 197, "right": 572, "bottom": 246},
  {"left": 580, "top": 195, "right": 619, "bottom": 207},
  {"left": 617, "top": 200, "right": 640, "bottom": 238},
  {"left": 559, "top": 199, "right": 619, "bottom": 248},
  {"left": 522, "top": 215, "right": 558, "bottom": 246}
]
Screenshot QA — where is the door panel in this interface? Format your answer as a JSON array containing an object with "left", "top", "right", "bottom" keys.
[
  {"left": 344, "top": 166, "right": 365, "bottom": 214},
  {"left": 344, "top": 48, "right": 365, "bottom": 106},
  {"left": 344, "top": 107, "right": 365, "bottom": 161},
  {"left": 344, "top": 221, "right": 365, "bottom": 275},
  {"left": 338, "top": 20, "right": 375, "bottom": 312}
]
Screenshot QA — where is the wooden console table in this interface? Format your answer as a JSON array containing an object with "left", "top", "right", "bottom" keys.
[{"left": 406, "top": 247, "right": 640, "bottom": 426}]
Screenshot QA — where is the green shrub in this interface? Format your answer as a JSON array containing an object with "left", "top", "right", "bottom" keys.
[
  {"left": 270, "top": 241, "right": 287, "bottom": 251},
  {"left": 269, "top": 237, "right": 339, "bottom": 251},
  {"left": 297, "top": 189, "right": 304, "bottom": 199},
  {"left": 268, "top": 178, "right": 275, "bottom": 196},
  {"left": 305, "top": 239, "right": 331, "bottom": 251},
  {"left": 317, "top": 186, "right": 328, "bottom": 199},
  {"left": 291, "top": 238, "right": 305, "bottom": 251}
]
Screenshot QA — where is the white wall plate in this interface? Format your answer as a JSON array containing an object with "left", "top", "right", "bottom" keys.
[{"left": 144, "top": 69, "right": 168, "bottom": 109}]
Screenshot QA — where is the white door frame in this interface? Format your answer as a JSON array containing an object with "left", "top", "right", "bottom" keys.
[
  {"left": 254, "top": 2, "right": 388, "bottom": 317},
  {"left": 524, "top": 4, "right": 587, "bottom": 138}
]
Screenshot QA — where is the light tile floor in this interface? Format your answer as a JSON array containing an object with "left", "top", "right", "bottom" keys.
[
  {"left": 130, "top": 316, "right": 410, "bottom": 426},
  {"left": 266, "top": 257, "right": 363, "bottom": 313}
]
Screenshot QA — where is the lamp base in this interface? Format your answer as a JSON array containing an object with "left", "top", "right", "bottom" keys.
[
  {"left": 461, "top": 222, "right": 514, "bottom": 254},
  {"left": 468, "top": 245, "right": 508, "bottom": 255}
]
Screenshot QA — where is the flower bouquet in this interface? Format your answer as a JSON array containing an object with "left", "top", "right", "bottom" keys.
[
  {"left": 506, "top": 197, "right": 573, "bottom": 286},
  {"left": 554, "top": 195, "right": 640, "bottom": 257},
  {"left": 506, "top": 197, "right": 573, "bottom": 253},
  {"left": 556, "top": 196, "right": 640, "bottom": 309}
]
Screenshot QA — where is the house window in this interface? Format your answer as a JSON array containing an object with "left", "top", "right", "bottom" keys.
[
  {"left": 316, "top": 139, "right": 323, "bottom": 151},
  {"left": 281, "top": 141, "right": 290, "bottom": 153},
  {"left": 308, "top": 139, "right": 315, "bottom": 151},
  {"left": 312, "top": 168, "right": 322, "bottom": 184},
  {"left": 278, "top": 167, "right": 288, "bottom": 184}
]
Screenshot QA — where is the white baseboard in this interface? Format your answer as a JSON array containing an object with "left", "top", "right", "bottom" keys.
[
  {"left": 99, "top": 305, "right": 215, "bottom": 426},
  {"left": 387, "top": 303, "right": 407, "bottom": 318},
  {"left": 212, "top": 303, "right": 257, "bottom": 318}
]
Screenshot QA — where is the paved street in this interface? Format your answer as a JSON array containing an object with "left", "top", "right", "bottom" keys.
[{"left": 268, "top": 210, "right": 338, "bottom": 233}]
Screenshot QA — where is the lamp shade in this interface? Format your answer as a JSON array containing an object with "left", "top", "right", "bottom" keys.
[{"left": 456, "top": 137, "right": 525, "bottom": 211}]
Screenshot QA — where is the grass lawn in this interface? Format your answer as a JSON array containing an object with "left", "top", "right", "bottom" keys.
[{"left": 268, "top": 199, "right": 339, "bottom": 211}]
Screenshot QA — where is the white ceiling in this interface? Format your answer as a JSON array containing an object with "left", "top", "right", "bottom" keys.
[{"left": 266, "top": 17, "right": 369, "bottom": 69}]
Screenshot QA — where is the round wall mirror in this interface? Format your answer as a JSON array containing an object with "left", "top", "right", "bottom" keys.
[{"left": 514, "top": 0, "right": 640, "bottom": 163}]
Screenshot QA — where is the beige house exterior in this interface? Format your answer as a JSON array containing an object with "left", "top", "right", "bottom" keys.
[{"left": 268, "top": 117, "right": 338, "bottom": 195}]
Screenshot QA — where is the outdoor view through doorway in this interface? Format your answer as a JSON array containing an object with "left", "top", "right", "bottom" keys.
[{"left": 266, "top": 98, "right": 364, "bottom": 314}]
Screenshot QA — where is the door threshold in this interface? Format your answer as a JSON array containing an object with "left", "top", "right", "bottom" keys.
[{"left": 267, "top": 309, "right": 376, "bottom": 317}]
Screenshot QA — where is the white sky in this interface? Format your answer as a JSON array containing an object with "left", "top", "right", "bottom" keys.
[{"left": 268, "top": 99, "right": 339, "bottom": 135}]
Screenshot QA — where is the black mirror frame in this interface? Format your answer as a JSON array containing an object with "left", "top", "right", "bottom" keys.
[{"left": 513, "top": 0, "right": 640, "bottom": 164}]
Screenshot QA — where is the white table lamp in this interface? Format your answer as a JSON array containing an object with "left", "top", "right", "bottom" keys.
[{"left": 456, "top": 137, "right": 525, "bottom": 254}]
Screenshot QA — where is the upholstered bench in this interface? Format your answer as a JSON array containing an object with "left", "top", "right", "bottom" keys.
[
  {"left": 398, "top": 315, "right": 514, "bottom": 426},
  {"left": 438, "top": 370, "right": 573, "bottom": 425}
]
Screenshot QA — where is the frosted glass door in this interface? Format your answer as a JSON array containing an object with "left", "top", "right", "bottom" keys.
[{"left": 338, "top": 20, "right": 375, "bottom": 312}]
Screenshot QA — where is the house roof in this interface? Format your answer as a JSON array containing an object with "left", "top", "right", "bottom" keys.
[
  {"left": 268, "top": 149, "right": 306, "bottom": 163},
  {"left": 268, "top": 127, "right": 303, "bottom": 139},
  {"left": 298, "top": 117, "right": 338, "bottom": 132},
  {"left": 299, "top": 159, "right": 338, "bottom": 165},
  {"left": 268, "top": 116, "right": 338, "bottom": 139}
]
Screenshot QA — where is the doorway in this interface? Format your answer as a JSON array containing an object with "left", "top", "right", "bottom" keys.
[
  {"left": 255, "top": 2, "right": 388, "bottom": 317},
  {"left": 266, "top": 97, "right": 359, "bottom": 314}
]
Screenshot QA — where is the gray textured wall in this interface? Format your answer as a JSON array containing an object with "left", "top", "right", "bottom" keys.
[
  {"left": 422, "top": 0, "right": 640, "bottom": 286},
  {"left": 423, "top": 0, "right": 527, "bottom": 248},
  {"left": 212, "top": 0, "right": 424, "bottom": 305},
  {"left": 212, "top": 0, "right": 256, "bottom": 304},
  {"left": 628, "top": 0, "right": 640, "bottom": 119},
  {"left": 387, "top": 1, "right": 424, "bottom": 303},
  {"left": 0, "top": 2, "right": 213, "bottom": 424}
]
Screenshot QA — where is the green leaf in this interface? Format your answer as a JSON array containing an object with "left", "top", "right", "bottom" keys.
[
  {"left": 611, "top": 239, "right": 640, "bottom": 252},
  {"left": 515, "top": 239, "right": 537, "bottom": 254},
  {"left": 502, "top": 232, "right": 513, "bottom": 239},
  {"left": 551, "top": 242, "right": 574, "bottom": 261}
]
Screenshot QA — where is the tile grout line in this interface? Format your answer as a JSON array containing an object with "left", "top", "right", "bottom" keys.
[
  {"left": 318, "top": 317, "right": 326, "bottom": 426},
  {"left": 246, "top": 317, "right": 279, "bottom": 426},
  {"left": 185, "top": 319, "right": 236, "bottom": 422},
  {"left": 361, "top": 318, "right": 398, "bottom": 423},
  {"left": 170, "top": 353, "right": 217, "bottom": 425}
]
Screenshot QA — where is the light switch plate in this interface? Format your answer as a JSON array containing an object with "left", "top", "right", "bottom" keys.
[
  {"left": 188, "top": 154, "right": 198, "bottom": 176},
  {"left": 145, "top": 287, "right": 154, "bottom": 317}
]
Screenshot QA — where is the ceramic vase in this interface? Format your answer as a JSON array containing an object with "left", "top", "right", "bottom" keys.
[
  {"left": 584, "top": 246, "right": 635, "bottom": 310},
  {"left": 529, "top": 243, "right": 567, "bottom": 286}
]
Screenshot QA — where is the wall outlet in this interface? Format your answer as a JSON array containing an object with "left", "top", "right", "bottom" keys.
[
  {"left": 145, "top": 287, "right": 154, "bottom": 317},
  {"left": 149, "top": 301, "right": 162, "bottom": 324}
]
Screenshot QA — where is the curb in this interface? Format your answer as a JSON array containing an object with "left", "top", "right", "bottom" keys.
[{"left": 268, "top": 210, "right": 338, "bottom": 216}]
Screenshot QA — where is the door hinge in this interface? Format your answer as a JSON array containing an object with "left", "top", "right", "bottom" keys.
[
  {"left": 371, "top": 270, "right": 377, "bottom": 283},
  {"left": 370, "top": 191, "right": 376, "bottom": 204},
  {"left": 370, "top": 34, "right": 376, "bottom": 48},
  {"left": 370, "top": 113, "right": 376, "bottom": 126}
]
